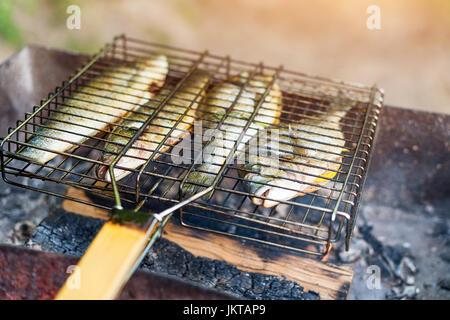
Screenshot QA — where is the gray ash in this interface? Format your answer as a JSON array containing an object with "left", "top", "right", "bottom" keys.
[{"left": 0, "top": 175, "right": 63, "bottom": 244}]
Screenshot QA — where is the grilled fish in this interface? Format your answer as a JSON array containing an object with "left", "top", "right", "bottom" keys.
[
  {"left": 238, "top": 104, "right": 350, "bottom": 208},
  {"left": 96, "top": 70, "right": 211, "bottom": 182},
  {"left": 182, "top": 73, "right": 282, "bottom": 196},
  {"left": 19, "top": 55, "right": 169, "bottom": 164}
]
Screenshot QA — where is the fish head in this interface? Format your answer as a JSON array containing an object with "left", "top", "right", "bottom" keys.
[
  {"left": 95, "top": 147, "right": 136, "bottom": 182},
  {"left": 242, "top": 160, "right": 307, "bottom": 208},
  {"left": 247, "top": 174, "right": 304, "bottom": 208},
  {"left": 104, "top": 167, "right": 133, "bottom": 183},
  {"left": 245, "top": 173, "right": 273, "bottom": 196},
  {"left": 96, "top": 155, "right": 138, "bottom": 182}
]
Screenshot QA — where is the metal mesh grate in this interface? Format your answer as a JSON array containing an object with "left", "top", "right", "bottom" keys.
[{"left": 0, "top": 35, "right": 383, "bottom": 256}]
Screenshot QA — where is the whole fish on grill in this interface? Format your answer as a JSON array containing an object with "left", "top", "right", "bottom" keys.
[
  {"left": 182, "top": 73, "right": 282, "bottom": 196},
  {"left": 95, "top": 70, "right": 211, "bottom": 182},
  {"left": 19, "top": 55, "right": 169, "bottom": 164},
  {"left": 238, "top": 104, "right": 351, "bottom": 208}
]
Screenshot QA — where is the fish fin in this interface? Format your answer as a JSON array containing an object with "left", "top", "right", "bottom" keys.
[{"left": 314, "top": 164, "right": 341, "bottom": 184}]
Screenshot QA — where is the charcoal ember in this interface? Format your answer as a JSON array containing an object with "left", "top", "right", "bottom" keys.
[
  {"left": 25, "top": 210, "right": 103, "bottom": 255},
  {"left": 401, "top": 286, "right": 419, "bottom": 299},
  {"left": 300, "top": 290, "right": 320, "bottom": 300},
  {"left": 359, "top": 223, "right": 424, "bottom": 299},
  {"left": 403, "top": 286, "right": 419, "bottom": 298},
  {"left": 226, "top": 274, "right": 252, "bottom": 294},
  {"left": 11, "top": 220, "right": 36, "bottom": 243},
  {"left": 446, "top": 238, "right": 450, "bottom": 248},
  {"left": 263, "top": 278, "right": 318, "bottom": 300},
  {"left": 384, "top": 244, "right": 413, "bottom": 265},
  {"left": 438, "top": 279, "right": 450, "bottom": 291},
  {"left": 398, "top": 256, "right": 418, "bottom": 275},
  {"left": 404, "top": 275, "right": 415, "bottom": 286},
  {"left": 431, "top": 222, "right": 449, "bottom": 237},
  {"left": 291, "top": 284, "right": 307, "bottom": 298},
  {"left": 185, "top": 258, "right": 216, "bottom": 284},
  {"left": 439, "top": 250, "right": 450, "bottom": 263},
  {"left": 250, "top": 273, "right": 269, "bottom": 295},
  {"left": 388, "top": 285, "right": 419, "bottom": 300},
  {"left": 358, "top": 225, "right": 384, "bottom": 255},
  {"left": 268, "top": 279, "right": 294, "bottom": 298},
  {"left": 213, "top": 260, "right": 236, "bottom": 282},
  {"left": 144, "top": 239, "right": 319, "bottom": 299},
  {"left": 28, "top": 210, "right": 320, "bottom": 300},
  {"left": 386, "top": 247, "right": 418, "bottom": 287}
]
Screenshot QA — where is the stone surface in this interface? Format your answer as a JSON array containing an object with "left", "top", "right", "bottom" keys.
[{"left": 362, "top": 106, "right": 450, "bottom": 218}]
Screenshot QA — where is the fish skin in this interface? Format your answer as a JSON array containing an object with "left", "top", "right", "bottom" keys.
[
  {"left": 238, "top": 104, "right": 350, "bottom": 208},
  {"left": 96, "top": 70, "right": 211, "bottom": 182},
  {"left": 19, "top": 55, "right": 169, "bottom": 164},
  {"left": 182, "top": 73, "right": 282, "bottom": 196}
]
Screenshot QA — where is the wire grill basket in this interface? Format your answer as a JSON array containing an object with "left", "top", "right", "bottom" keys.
[{"left": 0, "top": 35, "right": 383, "bottom": 256}]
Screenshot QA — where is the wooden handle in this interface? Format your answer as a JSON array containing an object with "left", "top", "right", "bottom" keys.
[{"left": 55, "top": 221, "right": 157, "bottom": 300}]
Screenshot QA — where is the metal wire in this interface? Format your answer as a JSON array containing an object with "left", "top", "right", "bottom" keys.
[{"left": 0, "top": 35, "right": 383, "bottom": 256}]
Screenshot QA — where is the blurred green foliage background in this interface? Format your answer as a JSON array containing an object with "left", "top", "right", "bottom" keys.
[
  {"left": 0, "top": 0, "right": 25, "bottom": 48},
  {"left": 0, "top": 0, "right": 99, "bottom": 52},
  {"left": 0, "top": 0, "right": 449, "bottom": 113}
]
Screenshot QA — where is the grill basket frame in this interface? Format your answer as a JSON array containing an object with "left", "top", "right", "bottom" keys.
[{"left": 0, "top": 35, "right": 384, "bottom": 256}]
